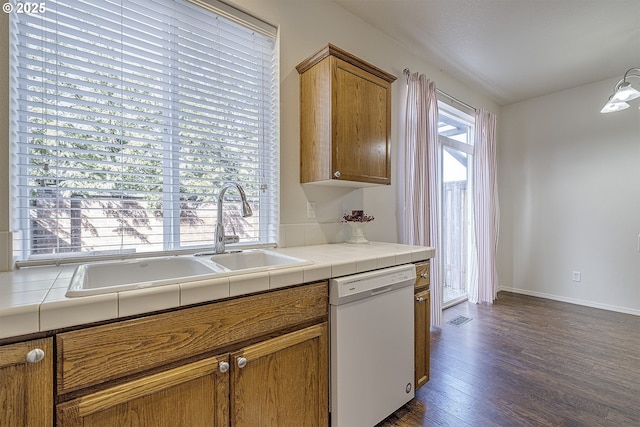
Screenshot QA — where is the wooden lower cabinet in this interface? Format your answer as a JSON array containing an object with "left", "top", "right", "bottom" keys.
[
  {"left": 56, "top": 323, "right": 328, "bottom": 427},
  {"left": 414, "top": 288, "right": 431, "bottom": 390},
  {"left": 56, "top": 283, "right": 327, "bottom": 395},
  {"left": 0, "top": 337, "right": 53, "bottom": 427},
  {"left": 230, "top": 323, "right": 328, "bottom": 427},
  {"left": 57, "top": 355, "right": 229, "bottom": 427}
]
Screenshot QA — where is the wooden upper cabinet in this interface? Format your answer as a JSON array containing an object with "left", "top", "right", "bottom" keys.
[{"left": 297, "top": 44, "right": 396, "bottom": 186}]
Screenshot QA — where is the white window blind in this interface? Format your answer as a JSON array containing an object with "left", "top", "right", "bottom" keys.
[{"left": 10, "top": 0, "right": 279, "bottom": 265}]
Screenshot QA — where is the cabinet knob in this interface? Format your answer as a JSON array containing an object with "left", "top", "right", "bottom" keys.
[
  {"left": 416, "top": 297, "right": 425, "bottom": 303},
  {"left": 237, "top": 357, "right": 248, "bottom": 369},
  {"left": 420, "top": 273, "right": 429, "bottom": 279},
  {"left": 219, "top": 361, "right": 230, "bottom": 373},
  {"left": 333, "top": 171, "right": 341, "bottom": 178},
  {"left": 26, "top": 348, "right": 45, "bottom": 364}
]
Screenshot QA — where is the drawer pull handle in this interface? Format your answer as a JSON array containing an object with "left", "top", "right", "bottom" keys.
[
  {"left": 237, "top": 357, "right": 248, "bottom": 369},
  {"left": 219, "top": 361, "right": 230, "bottom": 373},
  {"left": 26, "top": 348, "right": 45, "bottom": 364},
  {"left": 420, "top": 273, "right": 429, "bottom": 279}
]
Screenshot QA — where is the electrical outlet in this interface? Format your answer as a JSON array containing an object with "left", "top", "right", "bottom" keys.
[
  {"left": 572, "top": 271, "right": 581, "bottom": 282},
  {"left": 307, "top": 201, "right": 316, "bottom": 219}
]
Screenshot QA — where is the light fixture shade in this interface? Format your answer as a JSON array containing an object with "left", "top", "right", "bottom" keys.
[
  {"left": 600, "top": 99, "right": 630, "bottom": 113},
  {"left": 601, "top": 67, "right": 640, "bottom": 112},
  {"left": 611, "top": 82, "right": 640, "bottom": 102}
]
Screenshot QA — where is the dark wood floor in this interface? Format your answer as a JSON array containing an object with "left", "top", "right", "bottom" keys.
[{"left": 378, "top": 291, "right": 640, "bottom": 426}]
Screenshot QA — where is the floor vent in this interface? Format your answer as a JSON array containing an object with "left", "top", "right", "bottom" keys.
[{"left": 447, "top": 315, "right": 472, "bottom": 327}]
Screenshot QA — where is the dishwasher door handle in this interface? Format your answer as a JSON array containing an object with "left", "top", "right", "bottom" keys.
[{"left": 370, "top": 285, "right": 393, "bottom": 296}]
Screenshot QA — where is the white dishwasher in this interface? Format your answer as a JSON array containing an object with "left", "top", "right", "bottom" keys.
[{"left": 330, "top": 264, "right": 416, "bottom": 427}]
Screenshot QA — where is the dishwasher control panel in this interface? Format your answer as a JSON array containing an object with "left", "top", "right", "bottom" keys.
[{"left": 329, "top": 264, "right": 416, "bottom": 305}]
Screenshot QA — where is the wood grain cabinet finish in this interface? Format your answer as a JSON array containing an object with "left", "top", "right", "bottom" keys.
[
  {"left": 56, "top": 355, "right": 229, "bottom": 427},
  {"left": 414, "top": 261, "right": 431, "bottom": 390},
  {"left": 56, "top": 282, "right": 329, "bottom": 427},
  {"left": 414, "top": 288, "right": 431, "bottom": 390},
  {"left": 296, "top": 44, "right": 396, "bottom": 186},
  {"left": 57, "top": 324, "right": 328, "bottom": 427},
  {"left": 230, "top": 323, "right": 328, "bottom": 427},
  {"left": 57, "top": 282, "right": 328, "bottom": 395},
  {"left": 415, "top": 261, "right": 430, "bottom": 291},
  {"left": 0, "top": 338, "right": 53, "bottom": 427}
]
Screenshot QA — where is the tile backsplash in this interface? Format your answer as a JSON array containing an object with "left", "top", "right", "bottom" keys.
[
  {"left": 0, "top": 223, "right": 358, "bottom": 270},
  {"left": 279, "top": 222, "right": 349, "bottom": 248}
]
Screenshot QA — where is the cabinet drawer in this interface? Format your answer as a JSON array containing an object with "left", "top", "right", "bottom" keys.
[
  {"left": 415, "top": 261, "right": 430, "bottom": 290},
  {"left": 57, "top": 282, "right": 328, "bottom": 395}
]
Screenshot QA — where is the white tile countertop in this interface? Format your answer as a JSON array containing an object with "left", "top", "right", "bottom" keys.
[{"left": 0, "top": 242, "right": 434, "bottom": 340}]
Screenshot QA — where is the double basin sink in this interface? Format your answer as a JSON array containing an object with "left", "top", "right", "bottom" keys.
[{"left": 66, "top": 250, "right": 311, "bottom": 297}]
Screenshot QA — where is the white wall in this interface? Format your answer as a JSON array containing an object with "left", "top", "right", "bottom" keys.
[
  {"left": 0, "top": 0, "right": 498, "bottom": 270},
  {"left": 498, "top": 78, "right": 640, "bottom": 315},
  {"left": 2, "top": 1, "right": 636, "bottom": 317},
  {"left": 226, "top": 0, "right": 498, "bottom": 247}
]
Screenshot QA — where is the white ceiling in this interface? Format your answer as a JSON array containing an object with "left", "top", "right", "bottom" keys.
[{"left": 333, "top": 0, "right": 640, "bottom": 105}]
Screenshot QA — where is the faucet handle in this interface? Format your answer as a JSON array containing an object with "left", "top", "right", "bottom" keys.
[{"left": 223, "top": 235, "right": 239, "bottom": 244}]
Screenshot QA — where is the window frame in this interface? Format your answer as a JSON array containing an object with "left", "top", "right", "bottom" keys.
[{"left": 10, "top": 0, "right": 280, "bottom": 267}]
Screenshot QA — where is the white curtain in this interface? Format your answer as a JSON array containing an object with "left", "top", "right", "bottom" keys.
[
  {"left": 469, "top": 108, "right": 500, "bottom": 304},
  {"left": 401, "top": 73, "right": 442, "bottom": 326}
]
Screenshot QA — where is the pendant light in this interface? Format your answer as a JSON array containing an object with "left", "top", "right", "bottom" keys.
[{"left": 601, "top": 67, "right": 640, "bottom": 113}]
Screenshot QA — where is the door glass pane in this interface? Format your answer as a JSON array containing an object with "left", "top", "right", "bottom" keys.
[
  {"left": 438, "top": 104, "right": 474, "bottom": 307},
  {"left": 442, "top": 147, "right": 469, "bottom": 306}
]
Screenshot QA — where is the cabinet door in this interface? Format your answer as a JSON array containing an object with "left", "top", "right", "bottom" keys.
[
  {"left": 333, "top": 58, "right": 391, "bottom": 185},
  {"left": 230, "top": 323, "right": 328, "bottom": 427},
  {"left": 56, "top": 355, "right": 229, "bottom": 427},
  {"left": 0, "top": 337, "right": 53, "bottom": 427},
  {"left": 415, "top": 289, "right": 431, "bottom": 390}
]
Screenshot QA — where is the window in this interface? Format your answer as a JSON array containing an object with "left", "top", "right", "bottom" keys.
[
  {"left": 10, "top": 0, "right": 279, "bottom": 265},
  {"left": 438, "top": 102, "right": 474, "bottom": 307}
]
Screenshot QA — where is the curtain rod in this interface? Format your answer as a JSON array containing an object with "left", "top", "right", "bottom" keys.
[{"left": 403, "top": 68, "right": 476, "bottom": 112}]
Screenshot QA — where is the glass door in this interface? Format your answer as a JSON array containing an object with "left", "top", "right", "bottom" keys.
[{"left": 438, "top": 104, "right": 474, "bottom": 308}]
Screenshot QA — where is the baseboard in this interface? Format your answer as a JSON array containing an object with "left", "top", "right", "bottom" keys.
[{"left": 498, "top": 286, "right": 640, "bottom": 317}]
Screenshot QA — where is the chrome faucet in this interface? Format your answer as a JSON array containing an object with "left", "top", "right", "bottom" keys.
[{"left": 214, "top": 182, "right": 253, "bottom": 254}]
